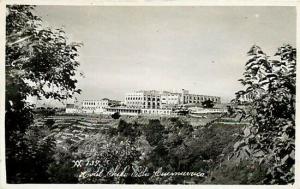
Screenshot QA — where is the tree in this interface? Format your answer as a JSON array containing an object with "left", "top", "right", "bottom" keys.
[
  {"left": 77, "top": 134, "right": 142, "bottom": 184},
  {"left": 111, "top": 112, "right": 121, "bottom": 119},
  {"left": 201, "top": 99, "right": 214, "bottom": 108},
  {"left": 117, "top": 120, "right": 140, "bottom": 141},
  {"left": 47, "top": 148, "right": 79, "bottom": 183},
  {"left": 233, "top": 45, "right": 296, "bottom": 184},
  {"left": 142, "top": 119, "right": 165, "bottom": 146},
  {"left": 6, "top": 5, "right": 82, "bottom": 183}
]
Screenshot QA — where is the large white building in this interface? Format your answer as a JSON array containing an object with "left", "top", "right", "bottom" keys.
[
  {"left": 66, "top": 89, "right": 221, "bottom": 116},
  {"left": 125, "top": 89, "right": 221, "bottom": 109},
  {"left": 125, "top": 90, "right": 162, "bottom": 109}
]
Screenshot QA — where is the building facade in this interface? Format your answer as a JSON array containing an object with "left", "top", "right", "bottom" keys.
[
  {"left": 68, "top": 89, "right": 221, "bottom": 116},
  {"left": 141, "top": 108, "right": 173, "bottom": 116},
  {"left": 180, "top": 89, "right": 220, "bottom": 105},
  {"left": 104, "top": 107, "right": 141, "bottom": 116},
  {"left": 125, "top": 90, "right": 162, "bottom": 109},
  {"left": 82, "top": 98, "right": 111, "bottom": 113},
  {"left": 65, "top": 104, "right": 80, "bottom": 114},
  {"left": 161, "top": 91, "right": 181, "bottom": 108},
  {"left": 125, "top": 89, "right": 221, "bottom": 109}
]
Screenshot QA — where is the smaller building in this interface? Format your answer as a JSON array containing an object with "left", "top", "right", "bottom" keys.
[
  {"left": 104, "top": 106, "right": 141, "bottom": 116},
  {"left": 65, "top": 104, "right": 80, "bottom": 114},
  {"left": 239, "top": 93, "right": 253, "bottom": 103},
  {"left": 141, "top": 108, "right": 173, "bottom": 116},
  {"left": 189, "top": 107, "right": 227, "bottom": 114},
  {"left": 82, "top": 98, "right": 111, "bottom": 114}
]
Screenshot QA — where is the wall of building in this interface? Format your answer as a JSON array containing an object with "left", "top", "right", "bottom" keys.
[
  {"left": 125, "top": 90, "right": 161, "bottom": 109},
  {"left": 104, "top": 107, "right": 141, "bottom": 116},
  {"left": 161, "top": 92, "right": 181, "bottom": 108},
  {"left": 125, "top": 89, "right": 221, "bottom": 109},
  {"left": 65, "top": 104, "right": 80, "bottom": 114},
  {"left": 82, "top": 99, "right": 110, "bottom": 113},
  {"left": 66, "top": 108, "right": 79, "bottom": 114},
  {"left": 182, "top": 94, "right": 220, "bottom": 104},
  {"left": 141, "top": 108, "right": 172, "bottom": 116}
]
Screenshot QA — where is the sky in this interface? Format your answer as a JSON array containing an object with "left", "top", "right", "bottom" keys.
[{"left": 33, "top": 6, "right": 296, "bottom": 104}]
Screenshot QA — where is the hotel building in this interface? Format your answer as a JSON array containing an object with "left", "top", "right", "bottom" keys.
[
  {"left": 66, "top": 89, "right": 221, "bottom": 116},
  {"left": 125, "top": 89, "right": 221, "bottom": 109}
]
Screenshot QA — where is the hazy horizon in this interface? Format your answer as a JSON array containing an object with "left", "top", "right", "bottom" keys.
[{"left": 31, "top": 6, "right": 295, "bottom": 106}]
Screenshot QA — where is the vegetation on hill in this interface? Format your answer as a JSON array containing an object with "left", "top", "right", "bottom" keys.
[{"left": 48, "top": 117, "right": 249, "bottom": 184}]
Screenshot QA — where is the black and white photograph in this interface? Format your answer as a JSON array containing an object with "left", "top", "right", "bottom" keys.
[{"left": 1, "top": 0, "right": 297, "bottom": 187}]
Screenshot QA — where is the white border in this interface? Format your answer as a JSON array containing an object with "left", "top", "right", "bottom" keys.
[{"left": 0, "top": 1, "right": 299, "bottom": 189}]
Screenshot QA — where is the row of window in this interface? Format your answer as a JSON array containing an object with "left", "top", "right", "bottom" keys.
[
  {"left": 107, "top": 109, "right": 140, "bottom": 113},
  {"left": 125, "top": 97, "right": 160, "bottom": 101},
  {"left": 183, "top": 96, "right": 219, "bottom": 102},
  {"left": 83, "top": 107, "right": 107, "bottom": 110},
  {"left": 142, "top": 109, "right": 171, "bottom": 115},
  {"left": 161, "top": 98, "right": 179, "bottom": 101},
  {"left": 83, "top": 102, "right": 108, "bottom": 106},
  {"left": 184, "top": 100, "right": 207, "bottom": 104},
  {"left": 127, "top": 104, "right": 161, "bottom": 108},
  {"left": 127, "top": 101, "right": 160, "bottom": 105},
  {"left": 126, "top": 96, "right": 219, "bottom": 102}
]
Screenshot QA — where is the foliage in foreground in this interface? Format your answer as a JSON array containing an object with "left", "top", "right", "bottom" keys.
[
  {"left": 68, "top": 118, "right": 249, "bottom": 184},
  {"left": 233, "top": 45, "right": 296, "bottom": 184},
  {"left": 6, "top": 5, "right": 81, "bottom": 183}
]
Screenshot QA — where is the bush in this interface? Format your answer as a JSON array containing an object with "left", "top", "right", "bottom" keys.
[
  {"left": 233, "top": 45, "right": 296, "bottom": 184},
  {"left": 111, "top": 112, "right": 121, "bottom": 119},
  {"left": 206, "top": 160, "right": 267, "bottom": 184}
]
